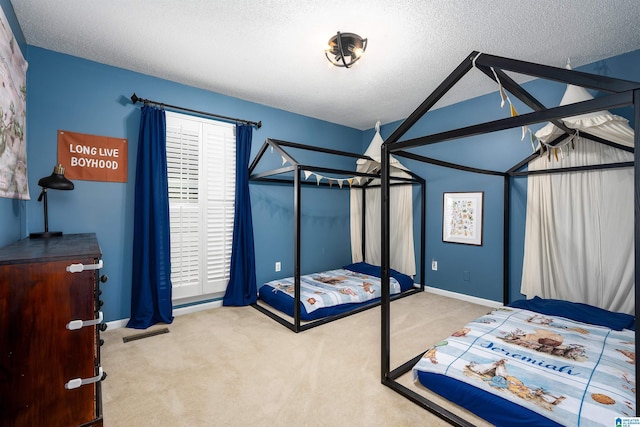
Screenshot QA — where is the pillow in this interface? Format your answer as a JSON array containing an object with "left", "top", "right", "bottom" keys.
[
  {"left": 508, "top": 296, "right": 634, "bottom": 331},
  {"left": 343, "top": 262, "right": 414, "bottom": 290}
]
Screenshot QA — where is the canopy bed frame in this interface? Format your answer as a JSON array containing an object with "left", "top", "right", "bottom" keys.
[
  {"left": 379, "top": 51, "right": 640, "bottom": 425},
  {"left": 249, "top": 138, "right": 425, "bottom": 332}
]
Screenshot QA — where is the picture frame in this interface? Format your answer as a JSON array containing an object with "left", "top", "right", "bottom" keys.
[{"left": 442, "top": 191, "right": 484, "bottom": 246}]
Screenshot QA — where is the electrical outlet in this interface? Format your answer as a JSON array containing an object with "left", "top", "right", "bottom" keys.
[
  {"left": 275, "top": 262, "right": 281, "bottom": 272},
  {"left": 431, "top": 259, "right": 438, "bottom": 271}
]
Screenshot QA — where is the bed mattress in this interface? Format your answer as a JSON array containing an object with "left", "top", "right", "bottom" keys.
[
  {"left": 258, "top": 262, "right": 414, "bottom": 321},
  {"left": 412, "top": 298, "right": 635, "bottom": 427}
]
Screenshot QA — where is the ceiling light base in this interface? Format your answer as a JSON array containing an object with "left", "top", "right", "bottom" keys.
[{"left": 325, "top": 31, "right": 367, "bottom": 68}]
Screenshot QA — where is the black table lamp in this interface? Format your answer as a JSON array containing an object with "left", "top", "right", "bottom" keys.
[{"left": 30, "top": 164, "right": 74, "bottom": 238}]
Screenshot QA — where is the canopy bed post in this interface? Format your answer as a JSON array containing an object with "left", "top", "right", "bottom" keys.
[
  {"left": 293, "top": 164, "right": 302, "bottom": 332},
  {"left": 635, "top": 88, "right": 640, "bottom": 416},
  {"left": 503, "top": 176, "right": 510, "bottom": 305},
  {"left": 380, "top": 141, "right": 391, "bottom": 380},
  {"left": 361, "top": 185, "right": 367, "bottom": 261},
  {"left": 419, "top": 175, "right": 426, "bottom": 289}
]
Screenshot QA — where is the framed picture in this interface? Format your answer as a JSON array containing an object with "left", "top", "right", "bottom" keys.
[{"left": 442, "top": 192, "right": 484, "bottom": 246}]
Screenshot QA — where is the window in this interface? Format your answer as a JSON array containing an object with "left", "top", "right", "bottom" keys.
[{"left": 165, "top": 111, "right": 236, "bottom": 302}]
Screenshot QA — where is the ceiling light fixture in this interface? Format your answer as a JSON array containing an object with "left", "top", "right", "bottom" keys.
[{"left": 325, "top": 31, "right": 367, "bottom": 68}]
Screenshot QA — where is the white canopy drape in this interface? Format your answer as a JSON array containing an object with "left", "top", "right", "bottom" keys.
[
  {"left": 350, "top": 121, "right": 416, "bottom": 276},
  {"left": 521, "top": 84, "right": 634, "bottom": 314}
]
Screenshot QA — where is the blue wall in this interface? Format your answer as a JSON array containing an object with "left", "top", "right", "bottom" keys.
[
  {"left": 379, "top": 49, "right": 640, "bottom": 304},
  {"left": 2, "top": 0, "right": 638, "bottom": 321},
  {"left": 0, "top": 0, "right": 27, "bottom": 246},
  {"left": 23, "top": 46, "right": 362, "bottom": 322}
]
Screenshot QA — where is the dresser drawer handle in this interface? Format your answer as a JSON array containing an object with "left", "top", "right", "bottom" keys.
[
  {"left": 65, "top": 367, "right": 106, "bottom": 390},
  {"left": 66, "top": 259, "right": 104, "bottom": 273},
  {"left": 67, "top": 311, "right": 104, "bottom": 330}
]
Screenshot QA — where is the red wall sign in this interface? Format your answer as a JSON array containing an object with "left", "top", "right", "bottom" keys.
[{"left": 57, "top": 130, "right": 128, "bottom": 182}]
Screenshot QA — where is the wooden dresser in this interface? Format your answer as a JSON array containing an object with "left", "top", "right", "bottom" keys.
[{"left": 0, "top": 233, "right": 106, "bottom": 426}]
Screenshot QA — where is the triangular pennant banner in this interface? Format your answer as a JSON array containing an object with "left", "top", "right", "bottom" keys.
[
  {"left": 282, "top": 156, "right": 287, "bottom": 166},
  {"left": 304, "top": 170, "right": 312, "bottom": 180},
  {"left": 338, "top": 179, "right": 344, "bottom": 188},
  {"left": 316, "top": 174, "right": 322, "bottom": 185},
  {"left": 491, "top": 67, "right": 508, "bottom": 109},
  {"left": 499, "top": 86, "right": 507, "bottom": 108}
]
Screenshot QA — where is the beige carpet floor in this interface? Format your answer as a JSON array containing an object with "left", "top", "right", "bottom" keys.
[{"left": 101, "top": 292, "right": 495, "bottom": 426}]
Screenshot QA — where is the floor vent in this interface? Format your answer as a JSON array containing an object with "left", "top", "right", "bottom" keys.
[{"left": 123, "top": 327, "right": 170, "bottom": 343}]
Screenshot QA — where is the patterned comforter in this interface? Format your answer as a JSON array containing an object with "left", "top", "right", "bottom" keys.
[
  {"left": 412, "top": 306, "right": 635, "bottom": 426},
  {"left": 260, "top": 268, "right": 401, "bottom": 314}
]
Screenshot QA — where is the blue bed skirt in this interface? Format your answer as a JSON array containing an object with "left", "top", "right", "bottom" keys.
[
  {"left": 258, "top": 262, "right": 414, "bottom": 321},
  {"left": 415, "top": 372, "right": 563, "bottom": 427}
]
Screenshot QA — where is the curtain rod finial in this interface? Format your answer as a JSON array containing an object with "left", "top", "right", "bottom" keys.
[{"left": 131, "top": 93, "right": 139, "bottom": 104}]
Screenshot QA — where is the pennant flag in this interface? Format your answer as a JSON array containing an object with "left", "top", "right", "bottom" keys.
[
  {"left": 328, "top": 179, "right": 334, "bottom": 187},
  {"left": 491, "top": 66, "right": 535, "bottom": 151},
  {"left": 316, "top": 174, "right": 322, "bottom": 185},
  {"left": 347, "top": 178, "right": 354, "bottom": 187},
  {"left": 491, "top": 66, "right": 508, "bottom": 108},
  {"left": 499, "top": 86, "right": 507, "bottom": 108},
  {"left": 281, "top": 156, "right": 287, "bottom": 166},
  {"left": 338, "top": 179, "right": 344, "bottom": 188},
  {"left": 304, "top": 170, "right": 312, "bottom": 180}
]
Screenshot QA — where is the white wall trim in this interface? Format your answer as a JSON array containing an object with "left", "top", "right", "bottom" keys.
[
  {"left": 105, "top": 300, "right": 223, "bottom": 331},
  {"left": 174, "top": 300, "right": 223, "bottom": 316},
  {"left": 424, "top": 285, "right": 503, "bottom": 308},
  {"left": 106, "top": 289, "right": 500, "bottom": 330},
  {"left": 106, "top": 318, "right": 129, "bottom": 330}
]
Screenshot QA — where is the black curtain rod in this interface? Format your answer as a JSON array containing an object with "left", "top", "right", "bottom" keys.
[{"left": 130, "top": 93, "right": 262, "bottom": 129}]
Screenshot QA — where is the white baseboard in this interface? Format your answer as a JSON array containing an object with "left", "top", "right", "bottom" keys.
[
  {"left": 423, "top": 285, "right": 503, "bottom": 308},
  {"left": 106, "top": 318, "right": 129, "bottom": 330},
  {"left": 106, "top": 288, "right": 501, "bottom": 330},
  {"left": 174, "top": 300, "right": 223, "bottom": 316},
  {"left": 105, "top": 300, "right": 223, "bottom": 331}
]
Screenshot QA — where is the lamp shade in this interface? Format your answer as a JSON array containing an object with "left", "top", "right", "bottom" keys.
[{"left": 38, "top": 164, "right": 74, "bottom": 190}]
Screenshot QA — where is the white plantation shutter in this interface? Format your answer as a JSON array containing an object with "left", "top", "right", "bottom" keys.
[
  {"left": 165, "top": 111, "right": 235, "bottom": 301},
  {"left": 166, "top": 118, "right": 200, "bottom": 300},
  {"left": 203, "top": 124, "right": 235, "bottom": 294}
]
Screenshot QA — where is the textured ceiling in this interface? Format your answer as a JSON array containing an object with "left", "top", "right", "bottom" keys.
[{"left": 10, "top": 0, "right": 640, "bottom": 130}]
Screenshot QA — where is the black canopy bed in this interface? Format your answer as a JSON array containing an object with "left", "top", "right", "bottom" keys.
[
  {"left": 379, "top": 52, "right": 639, "bottom": 426},
  {"left": 249, "top": 138, "right": 425, "bottom": 332}
]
